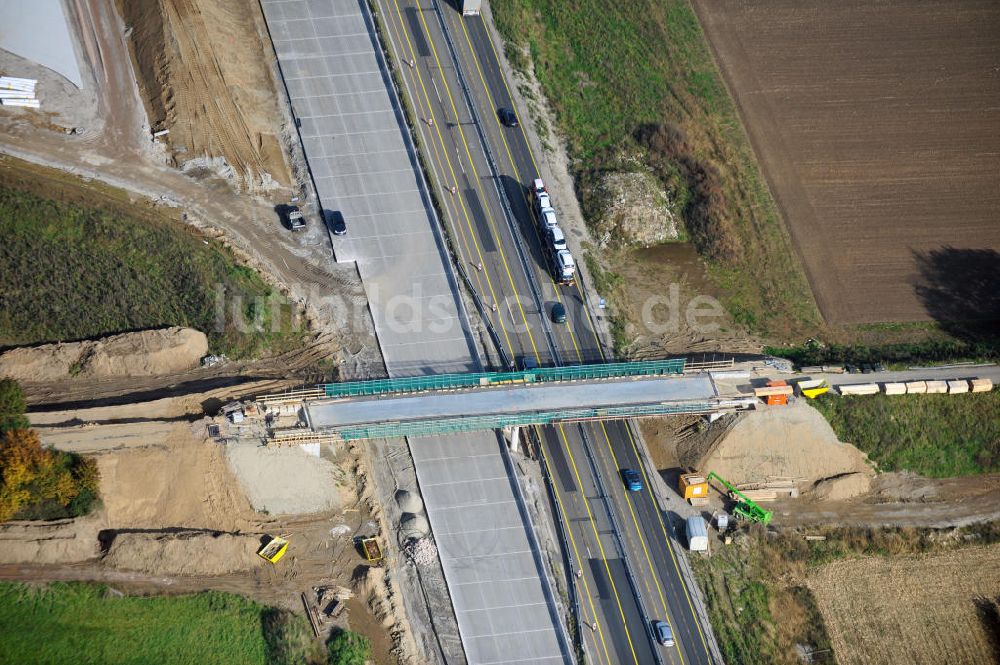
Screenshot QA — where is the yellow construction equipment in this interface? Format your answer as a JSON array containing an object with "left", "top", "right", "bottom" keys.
[
  {"left": 359, "top": 536, "right": 383, "bottom": 563},
  {"left": 678, "top": 473, "right": 709, "bottom": 504},
  {"left": 797, "top": 379, "right": 830, "bottom": 399},
  {"left": 257, "top": 535, "right": 289, "bottom": 564}
]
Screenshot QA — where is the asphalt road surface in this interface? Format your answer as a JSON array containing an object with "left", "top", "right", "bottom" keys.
[{"left": 375, "top": 2, "right": 721, "bottom": 663}]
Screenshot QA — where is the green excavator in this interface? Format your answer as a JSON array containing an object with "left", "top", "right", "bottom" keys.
[{"left": 707, "top": 471, "right": 773, "bottom": 525}]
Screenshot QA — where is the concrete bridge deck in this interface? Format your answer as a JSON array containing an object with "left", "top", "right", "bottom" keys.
[{"left": 306, "top": 375, "right": 717, "bottom": 430}]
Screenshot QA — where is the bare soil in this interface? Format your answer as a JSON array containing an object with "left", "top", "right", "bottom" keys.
[
  {"left": 116, "top": 0, "right": 293, "bottom": 192},
  {"left": 691, "top": 0, "right": 1000, "bottom": 325},
  {"left": 808, "top": 544, "right": 1000, "bottom": 665},
  {"left": 615, "top": 243, "right": 765, "bottom": 356},
  {"left": 0, "top": 327, "right": 207, "bottom": 383}
]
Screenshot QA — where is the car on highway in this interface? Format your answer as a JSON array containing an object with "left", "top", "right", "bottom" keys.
[
  {"left": 519, "top": 356, "right": 539, "bottom": 371},
  {"left": 622, "top": 468, "right": 643, "bottom": 492},
  {"left": 652, "top": 620, "right": 675, "bottom": 647},
  {"left": 327, "top": 210, "right": 347, "bottom": 236},
  {"left": 550, "top": 302, "right": 566, "bottom": 324},
  {"left": 498, "top": 107, "right": 518, "bottom": 127}
]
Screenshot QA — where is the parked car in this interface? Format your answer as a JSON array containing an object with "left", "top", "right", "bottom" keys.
[
  {"left": 621, "top": 468, "right": 643, "bottom": 492},
  {"left": 327, "top": 210, "right": 347, "bottom": 236},
  {"left": 652, "top": 620, "right": 675, "bottom": 647},
  {"left": 550, "top": 302, "right": 567, "bottom": 324},
  {"left": 285, "top": 205, "right": 306, "bottom": 231},
  {"left": 498, "top": 107, "right": 518, "bottom": 127}
]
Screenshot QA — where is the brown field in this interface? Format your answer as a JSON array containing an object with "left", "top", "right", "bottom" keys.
[
  {"left": 808, "top": 544, "right": 1000, "bottom": 665},
  {"left": 691, "top": 0, "right": 1000, "bottom": 325}
]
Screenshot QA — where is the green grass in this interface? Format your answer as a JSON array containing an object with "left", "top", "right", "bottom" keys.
[
  {"left": 0, "top": 582, "right": 320, "bottom": 665},
  {"left": 0, "top": 182, "right": 304, "bottom": 359},
  {"left": 493, "top": 0, "right": 820, "bottom": 337},
  {"left": 768, "top": 337, "right": 1000, "bottom": 369},
  {"left": 808, "top": 392, "right": 1000, "bottom": 477}
]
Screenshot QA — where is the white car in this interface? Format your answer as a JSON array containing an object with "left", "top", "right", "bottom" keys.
[
  {"left": 548, "top": 225, "right": 567, "bottom": 251},
  {"left": 540, "top": 207, "right": 558, "bottom": 230}
]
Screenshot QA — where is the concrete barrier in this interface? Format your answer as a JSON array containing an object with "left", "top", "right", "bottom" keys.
[
  {"left": 905, "top": 381, "right": 927, "bottom": 394},
  {"left": 925, "top": 380, "right": 948, "bottom": 394},
  {"left": 947, "top": 380, "right": 969, "bottom": 394},
  {"left": 971, "top": 378, "right": 993, "bottom": 392},
  {"left": 883, "top": 382, "right": 906, "bottom": 395},
  {"left": 839, "top": 383, "right": 879, "bottom": 396}
]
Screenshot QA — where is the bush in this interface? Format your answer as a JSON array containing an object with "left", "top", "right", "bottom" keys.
[
  {"left": 326, "top": 629, "right": 371, "bottom": 665},
  {"left": 0, "top": 378, "right": 29, "bottom": 435},
  {"left": 0, "top": 429, "right": 100, "bottom": 521}
]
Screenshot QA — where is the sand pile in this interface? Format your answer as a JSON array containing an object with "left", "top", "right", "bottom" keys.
[
  {"left": 103, "top": 532, "right": 262, "bottom": 576},
  {"left": 700, "top": 403, "right": 874, "bottom": 499},
  {"left": 0, "top": 327, "right": 208, "bottom": 382},
  {"left": 0, "top": 514, "right": 103, "bottom": 564}
]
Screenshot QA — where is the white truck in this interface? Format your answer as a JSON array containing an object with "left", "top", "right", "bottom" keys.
[{"left": 686, "top": 516, "right": 709, "bottom": 552}]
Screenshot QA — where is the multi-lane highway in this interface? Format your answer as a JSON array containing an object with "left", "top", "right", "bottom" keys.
[{"left": 373, "top": 2, "right": 720, "bottom": 663}]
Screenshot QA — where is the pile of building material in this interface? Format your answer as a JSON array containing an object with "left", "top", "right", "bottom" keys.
[
  {"left": 732, "top": 479, "right": 800, "bottom": 502},
  {"left": 0, "top": 77, "right": 39, "bottom": 108}
]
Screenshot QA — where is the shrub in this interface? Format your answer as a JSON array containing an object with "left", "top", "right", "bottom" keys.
[
  {"left": 326, "top": 629, "right": 371, "bottom": 665},
  {"left": 0, "top": 429, "right": 100, "bottom": 521},
  {"left": 0, "top": 379, "right": 29, "bottom": 435}
]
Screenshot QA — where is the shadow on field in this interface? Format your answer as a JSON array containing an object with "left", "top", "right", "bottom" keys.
[
  {"left": 913, "top": 247, "right": 1000, "bottom": 342},
  {"left": 973, "top": 596, "right": 1000, "bottom": 662}
]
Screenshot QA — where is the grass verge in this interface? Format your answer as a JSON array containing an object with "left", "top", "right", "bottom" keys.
[
  {"left": 807, "top": 391, "right": 1000, "bottom": 477},
  {"left": 0, "top": 159, "right": 304, "bottom": 359},
  {"left": 0, "top": 582, "right": 321, "bottom": 665},
  {"left": 492, "top": 0, "right": 820, "bottom": 337}
]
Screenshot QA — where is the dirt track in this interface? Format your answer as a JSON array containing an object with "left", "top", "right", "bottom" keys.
[{"left": 691, "top": 0, "right": 1000, "bottom": 325}]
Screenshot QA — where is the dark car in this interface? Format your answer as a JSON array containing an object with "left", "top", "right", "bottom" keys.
[
  {"left": 498, "top": 107, "right": 518, "bottom": 127},
  {"left": 550, "top": 302, "right": 566, "bottom": 324},
  {"left": 519, "top": 356, "right": 539, "bottom": 371},
  {"left": 621, "top": 468, "right": 643, "bottom": 492},
  {"left": 285, "top": 205, "right": 306, "bottom": 231},
  {"left": 652, "top": 620, "right": 675, "bottom": 647},
  {"left": 327, "top": 210, "right": 347, "bottom": 236}
]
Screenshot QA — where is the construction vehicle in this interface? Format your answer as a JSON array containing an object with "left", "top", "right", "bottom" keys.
[
  {"left": 707, "top": 471, "right": 773, "bottom": 525},
  {"left": 358, "top": 536, "right": 383, "bottom": 563},
  {"left": 678, "top": 473, "right": 709, "bottom": 505},
  {"left": 257, "top": 535, "right": 289, "bottom": 564}
]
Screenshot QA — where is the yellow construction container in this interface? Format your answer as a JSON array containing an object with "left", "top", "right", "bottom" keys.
[
  {"left": 797, "top": 379, "right": 830, "bottom": 399},
  {"left": 257, "top": 535, "right": 289, "bottom": 564},
  {"left": 678, "top": 473, "right": 709, "bottom": 502}
]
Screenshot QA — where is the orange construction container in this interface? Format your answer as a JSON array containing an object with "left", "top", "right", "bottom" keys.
[
  {"left": 760, "top": 380, "right": 791, "bottom": 406},
  {"left": 678, "top": 473, "right": 709, "bottom": 501}
]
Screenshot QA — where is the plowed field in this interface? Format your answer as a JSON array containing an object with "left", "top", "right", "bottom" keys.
[
  {"left": 808, "top": 545, "right": 1000, "bottom": 665},
  {"left": 692, "top": 0, "right": 1000, "bottom": 324}
]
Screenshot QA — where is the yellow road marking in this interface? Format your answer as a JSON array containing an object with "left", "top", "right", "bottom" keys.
[
  {"left": 534, "top": 426, "right": 612, "bottom": 665},
  {"left": 557, "top": 425, "right": 640, "bottom": 665},
  {"left": 413, "top": 4, "right": 543, "bottom": 363},
  {"left": 385, "top": 0, "right": 519, "bottom": 357}
]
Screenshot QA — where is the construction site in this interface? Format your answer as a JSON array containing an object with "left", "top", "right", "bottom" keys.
[{"left": 0, "top": 1, "right": 998, "bottom": 664}]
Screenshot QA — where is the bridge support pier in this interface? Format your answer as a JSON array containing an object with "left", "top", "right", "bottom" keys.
[{"left": 502, "top": 425, "right": 521, "bottom": 454}]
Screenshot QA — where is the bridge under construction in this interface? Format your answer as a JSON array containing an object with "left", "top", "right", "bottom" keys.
[{"left": 257, "top": 359, "right": 752, "bottom": 441}]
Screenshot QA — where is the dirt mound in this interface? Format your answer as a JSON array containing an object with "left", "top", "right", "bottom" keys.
[
  {"left": 103, "top": 532, "right": 262, "bottom": 576},
  {"left": 810, "top": 473, "right": 872, "bottom": 501},
  {"left": 0, "top": 327, "right": 207, "bottom": 382},
  {"left": 700, "top": 403, "right": 874, "bottom": 499},
  {"left": 117, "top": 0, "right": 291, "bottom": 192},
  {"left": 590, "top": 170, "right": 680, "bottom": 248},
  {"left": 0, "top": 514, "right": 103, "bottom": 564}
]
